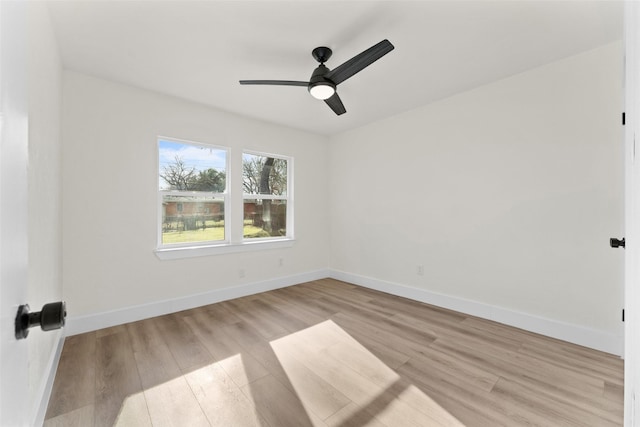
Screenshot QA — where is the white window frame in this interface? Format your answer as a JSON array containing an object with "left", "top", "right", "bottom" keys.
[
  {"left": 155, "top": 141, "right": 295, "bottom": 260},
  {"left": 242, "top": 150, "right": 294, "bottom": 242}
]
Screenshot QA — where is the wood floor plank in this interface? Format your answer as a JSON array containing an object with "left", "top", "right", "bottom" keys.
[
  {"left": 490, "top": 377, "right": 620, "bottom": 427},
  {"left": 316, "top": 297, "right": 439, "bottom": 349},
  {"left": 111, "top": 391, "right": 152, "bottom": 427},
  {"left": 183, "top": 310, "right": 251, "bottom": 361},
  {"left": 431, "top": 337, "right": 608, "bottom": 402},
  {"left": 324, "top": 402, "right": 390, "bottom": 427},
  {"left": 215, "top": 317, "right": 355, "bottom": 422},
  {"left": 221, "top": 319, "right": 271, "bottom": 350},
  {"left": 522, "top": 329, "right": 624, "bottom": 369},
  {"left": 46, "top": 279, "right": 624, "bottom": 427},
  {"left": 222, "top": 298, "right": 290, "bottom": 340},
  {"left": 358, "top": 380, "right": 458, "bottom": 427},
  {"left": 202, "top": 302, "right": 245, "bottom": 325},
  {"left": 392, "top": 382, "right": 467, "bottom": 426},
  {"left": 45, "top": 332, "right": 96, "bottom": 419},
  {"left": 95, "top": 324, "right": 127, "bottom": 338},
  {"left": 154, "top": 313, "right": 214, "bottom": 372},
  {"left": 404, "top": 346, "right": 500, "bottom": 393},
  {"left": 396, "top": 357, "right": 529, "bottom": 426},
  {"left": 327, "top": 319, "right": 411, "bottom": 369},
  {"left": 43, "top": 404, "right": 94, "bottom": 427},
  {"left": 392, "top": 311, "right": 523, "bottom": 352},
  {"left": 143, "top": 376, "right": 210, "bottom": 427},
  {"left": 183, "top": 311, "right": 270, "bottom": 388},
  {"left": 367, "top": 293, "right": 467, "bottom": 324},
  {"left": 427, "top": 337, "right": 621, "bottom": 425},
  {"left": 316, "top": 338, "right": 465, "bottom": 426},
  {"left": 257, "top": 292, "right": 327, "bottom": 326},
  {"left": 251, "top": 297, "right": 311, "bottom": 333},
  {"left": 94, "top": 330, "right": 144, "bottom": 427},
  {"left": 275, "top": 286, "right": 341, "bottom": 317},
  {"left": 321, "top": 340, "right": 401, "bottom": 389},
  {"left": 241, "top": 375, "right": 319, "bottom": 427},
  {"left": 270, "top": 328, "right": 389, "bottom": 407},
  {"left": 331, "top": 312, "right": 424, "bottom": 359},
  {"left": 266, "top": 347, "right": 352, "bottom": 420},
  {"left": 126, "top": 318, "right": 166, "bottom": 354},
  {"left": 604, "top": 381, "right": 625, "bottom": 403},
  {"left": 307, "top": 279, "right": 381, "bottom": 306},
  {"left": 132, "top": 337, "right": 181, "bottom": 390},
  {"left": 519, "top": 341, "right": 624, "bottom": 385},
  {"left": 185, "top": 363, "right": 267, "bottom": 427}
]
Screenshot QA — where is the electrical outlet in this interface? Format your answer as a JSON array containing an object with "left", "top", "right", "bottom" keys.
[
  {"left": 239, "top": 268, "right": 245, "bottom": 278},
  {"left": 279, "top": 257, "right": 284, "bottom": 267},
  {"left": 417, "top": 265, "right": 424, "bottom": 276}
]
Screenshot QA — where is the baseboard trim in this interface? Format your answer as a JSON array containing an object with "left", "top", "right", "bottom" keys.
[
  {"left": 65, "top": 267, "right": 622, "bottom": 356},
  {"left": 329, "top": 269, "right": 623, "bottom": 356},
  {"left": 32, "top": 329, "right": 65, "bottom": 427},
  {"left": 65, "top": 269, "right": 330, "bottom": 336}
]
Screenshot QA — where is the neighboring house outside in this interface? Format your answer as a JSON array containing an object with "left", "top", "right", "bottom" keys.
[{"left": 162, "top": 198, "right": 286, "bottom": 235}]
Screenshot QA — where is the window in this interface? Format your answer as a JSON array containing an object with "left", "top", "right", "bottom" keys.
[
  {"left": 243, "top": 152, "right": 292, "bottom": 240},
  {"left": 156, "top": 139, "right": 294, "bottom": 258},
  {"left": 158, "top": 138, "right": 228, "bottom": 247}
]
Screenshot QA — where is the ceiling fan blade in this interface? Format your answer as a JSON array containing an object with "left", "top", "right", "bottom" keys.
[
  {"left": 325, "top": 39, "right": 394, "bottom": 85},
  {"left": 239, "top": 80, "right": 309, "bottom": 87},
  {"left": 325, "top": 92, "right": 346, "bottom": 116}
]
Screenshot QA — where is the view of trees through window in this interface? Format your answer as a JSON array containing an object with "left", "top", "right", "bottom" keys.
[
  {"left": 159, "top": 139, "right": 227, "bottom": 245},
  {"left": 243, "top": 153, "right": 289, "bottom": 239},
  {"left": 242, "top": 155, "right": 287, "bottom": 195},
  {"left": 160, "top": 155, "right": 226, "bottom": 192},
  {"left": 158, "top": 139, "right": 291, "bottom": 247}
]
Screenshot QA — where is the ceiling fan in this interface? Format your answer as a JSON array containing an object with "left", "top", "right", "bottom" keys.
[{"left": 239, "top": 39, "right": 394, "bottom": 116}]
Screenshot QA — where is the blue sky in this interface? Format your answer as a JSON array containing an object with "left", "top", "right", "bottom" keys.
[
  {"left": 158, "top": 139, "right": 226, "bottom": 172},
  {"left": 158, "top": 139, "right": 227, "bottom": 190}
]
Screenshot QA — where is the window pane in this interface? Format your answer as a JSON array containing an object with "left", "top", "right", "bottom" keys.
[
  {"left": 159, "top": 139, "right": 226, "bottom": 191},
  {"left": 242, "top": 153, "right": 287, "bottom": 196},
  {"left": 243, "top": 199, "right": 287, "bottom": 238},
  {"left": 162, "top": 195, "right": 225, "bottom": 244}
]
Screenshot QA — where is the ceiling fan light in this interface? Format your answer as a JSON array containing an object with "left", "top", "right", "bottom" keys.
[{"left": 309, "top": 82, "right": 335, "bottom": 100}]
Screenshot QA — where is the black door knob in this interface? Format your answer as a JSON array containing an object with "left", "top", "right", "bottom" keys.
[
  {"left": 610, "top": 237, "right": 626, "bottom": 248},
  {"left": 15, "top": 301, "right": 66, "bottom": 340}
]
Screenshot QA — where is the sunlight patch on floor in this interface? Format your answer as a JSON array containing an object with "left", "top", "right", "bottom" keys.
[
  {"left": 114, "top": 354, "right": 267, "bottom": 427},
  {"left": 185, "top": 359, "right": 266, "bottom": 426},
  {"left": 270, "top": 320, "right": 464, "bottom": 426},
  {"left": 114, "top": 392, "right": 151, "bottom": 426}
]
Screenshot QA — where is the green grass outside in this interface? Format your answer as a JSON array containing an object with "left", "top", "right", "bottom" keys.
[{"left": 162, "top": 221, "right": 270, "bottom": 244}]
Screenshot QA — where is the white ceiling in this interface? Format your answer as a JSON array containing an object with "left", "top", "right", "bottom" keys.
[{"left": 46, "top": 0, "right": 623, "bottom": 136}]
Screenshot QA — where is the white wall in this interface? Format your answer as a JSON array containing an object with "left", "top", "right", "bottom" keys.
[
  {"left": 62, "top": 71, "right": 329, "bottom": 319},
  {"left": 329, "top": 42, "right": 624, "bottom": 352},
  {"left": 26, "top": 1, "right": 64, "bottom": 424}
]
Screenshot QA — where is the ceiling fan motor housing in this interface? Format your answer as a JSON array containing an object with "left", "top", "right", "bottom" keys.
[
  {"left": 308, "top": 65, "right": 336, "bottom": 99},
  {"left": 309, "top": 64, "right": 334, "bottom": 87}
]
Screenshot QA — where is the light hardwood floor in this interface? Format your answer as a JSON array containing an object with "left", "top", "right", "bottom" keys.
[{"left": 44, "top": 279, "right": 624, "bottom": 426}]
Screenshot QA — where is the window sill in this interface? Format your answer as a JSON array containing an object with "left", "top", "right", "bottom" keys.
[{"left": 154, "top": 238, "right": 295, "bottom": 260}]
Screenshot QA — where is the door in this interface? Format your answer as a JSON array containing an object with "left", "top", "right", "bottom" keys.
[
  {"left": 625, "top": 2, "right": 640, "bottom": 426},
  {"left": 0, "top": 1, "right": 30, "bottom": 425}
]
